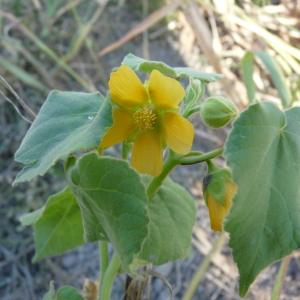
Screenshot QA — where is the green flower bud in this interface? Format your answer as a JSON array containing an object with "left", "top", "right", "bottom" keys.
[{"left": 200, "top": 96, "right": 237, "bottom": 128}]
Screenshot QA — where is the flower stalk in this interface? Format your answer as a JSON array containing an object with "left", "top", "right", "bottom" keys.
[{"left": 147, "top": 148, "right": 223, "bottom": 199}]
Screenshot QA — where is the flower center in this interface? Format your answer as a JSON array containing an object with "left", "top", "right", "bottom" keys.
[{"left": 133, "top": 107, "right": 157, "bottom": 130}]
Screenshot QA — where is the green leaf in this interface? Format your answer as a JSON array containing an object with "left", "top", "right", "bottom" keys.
[
  {"left": 241, "top": 51, "right": 256, "bottom": 104},
  {"left": 122, "top": 53, "right": 222, "bottom": 82},
  {"left": 56, "top": 286, "right": 84, "bottom": 300},
  {"left": 136, "top": 178, "right": 196, "bottom": 266},
  {"left": 68, "top": 153, "right": 149, "bottom": 268},
  {"left": 14, "top": 91, "right": 112, "bottom": 184},
  {"left": 224, "top": 102, "right": 300, "bottom": 296},
  {"left": 174, "top": 67, "right": 222, "bottom": 82},
  {"left": 122, "top": 53, "right": 177, "bottom": 77},
  {"left": 33, "top": 187, "right": 85, "bottom": 261},
  {"left": 20, "top": 207, "right": 44, "bottom": 226},
  {"left": 256, "top": 51, "right": 292, "bottom": 108},
  {"left": 68, "top": 153, "right": 196, "bottom": 269},
  {"left": 42, "top": 282, "right": 83, "bottom": 300}
]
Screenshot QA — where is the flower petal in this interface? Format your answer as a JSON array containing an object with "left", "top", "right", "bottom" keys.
[
  {"left": 207, "top": 181, "right": 236, "bottom": 231},
  {"left": 100, "top": 108, "right": 135, "bottom": 149},
  {"left": 148, "top": 70, "right": 185, "bottom": 109},
  {"left": 163, "top": 112, "right": 194, "bottom": 154},
  {"left": 207, "top": 195, "right": 227, "bottom": 231},
  {"left": 109, "top": 65, "right": 148, "bottom": 107},
  {"left": 131, "top": 131, "right": 163, "bottom": 176}
]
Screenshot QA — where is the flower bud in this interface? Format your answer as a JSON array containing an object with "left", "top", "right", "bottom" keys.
[
  {"left": 203, "top": 166, "right": 237, "bottom": 231},
  {"left": 200, "top": 96, "right": 237, "bottom": 128}
]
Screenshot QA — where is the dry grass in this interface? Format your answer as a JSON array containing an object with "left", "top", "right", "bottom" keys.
[{"left": 1, "top": 0, "right": 300, "bottom": 299}]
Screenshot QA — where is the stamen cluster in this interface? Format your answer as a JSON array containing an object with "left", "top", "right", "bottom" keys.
[{"left": 133, "top": 107, "right": 157, "bottom": 130}]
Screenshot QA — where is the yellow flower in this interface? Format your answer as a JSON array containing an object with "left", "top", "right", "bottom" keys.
[{"left": 100, "top": 65, "right": 194, "bottom": 176}]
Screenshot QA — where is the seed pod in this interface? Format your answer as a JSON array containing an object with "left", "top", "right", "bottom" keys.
[
  {"left": 203, "top": 166, "right": 237, "bottom": 231},
  {"left": 200, "top": 96, "right": 237, "bottom": 128}
]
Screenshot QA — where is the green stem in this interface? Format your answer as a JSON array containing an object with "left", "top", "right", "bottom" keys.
[
  {"left": 271, "top": 255, "right": 291, "bottom": 300},
  {"left": 146, "top": 148, "right": 224, "bottom": 200},
  {"left": 99, "top": 241, "right": 109, "bottom": 290},
  {"left": 182, "top": 233, "right": 226, "bottom": 300},
  {"left": 180, "top": 148, "right": 223, "bottom": 165},
  {"left": 146, "top": 152, "right": 179, "bottom": 199},
  {"left": 98, "top": 253, "right": 121, "bottom": 300}
]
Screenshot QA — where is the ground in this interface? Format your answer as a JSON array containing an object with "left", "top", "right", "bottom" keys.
[{"left": 0, "top": 1, "right": 300, "bottom": 299}]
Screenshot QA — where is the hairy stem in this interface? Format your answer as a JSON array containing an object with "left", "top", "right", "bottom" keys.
[
  {"left": 146, "top": 148, "right": 223, "bottom": 199},
  {"left": 182, "top": 233, "right": 226, "bottom": 300},
  {"left": 146, "top": 152, "right": 179, "bottom": 199},
  {"left": 271, "top": 255, "right": 291, "bottom": 300},
  {"left": 98, "top": 253, "right": 121, "bottom": 300},
  {"left": 180, "top": 148, "right": 223, "bottom": 165},
  {"left": 99, "top": 241, "right": 109, "bottom": 293}
]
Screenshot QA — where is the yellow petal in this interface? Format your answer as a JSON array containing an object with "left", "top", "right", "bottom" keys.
[
  {"left": 207, "top": 195, "right": 226, "bottom": 231},
  {"left": 163, "top": 112, "right": 194, "bottom": 154},
  {"left": 148, "top": 70, "right": 185, "bottom": 109},
  {"left": 100, "top": 108, "right": 135, "bottom": 149},
  {"left": 207, "top": 181, "right": 237, "bottom": 231},
  {"left": 109, "top": 65, "right": 148, "bottom": 107},
  {"left": 131, "top": 131, "right": 163, "bottom": 176}
]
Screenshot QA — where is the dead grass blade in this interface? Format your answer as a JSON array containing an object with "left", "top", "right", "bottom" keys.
[{"left": 98, "top": 0, "right": 181, "bottom": 57}]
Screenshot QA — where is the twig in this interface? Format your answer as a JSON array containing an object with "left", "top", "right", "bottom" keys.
[
  {"left": 98, "top": 0, "right": 181, "bottom": 57},
  {"left": 0, "top": 90, "right": 32, "bottom": 123},
  {"left": 0, "top": 75, "right": 36, "bottom": 119},
  {"left": 142, "top": 0, "right": 150, "bottom": 59}
]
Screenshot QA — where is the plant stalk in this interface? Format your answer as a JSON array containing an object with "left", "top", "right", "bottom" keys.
[
  {"left": 99, "top": 241, "right": 109, "bottom": 291},
  {"left": 146, "top": 152, "right": 179, "bottom": 199},
  {"left": 147, "top": 148, "right": 223, "bottom": 199},
  {"left": 271, "top": 255, "right": 291, "bottom": 300},
  {"left": 182, "top": 233, "right": 226, "bottom": 300},
  {"left": 180, "top": 148, "right": 223, "bottom": 165},
  {"left": 98, "top": 253, "right": 121, "bottom": 300}
]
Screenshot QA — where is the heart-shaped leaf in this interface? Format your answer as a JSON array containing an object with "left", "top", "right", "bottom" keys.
[
  {"left": 224, "top": 102, "right": 300, "bottom": 295},
  {"left": 68, "top": 153, "right": 196, "bottom": 269}
]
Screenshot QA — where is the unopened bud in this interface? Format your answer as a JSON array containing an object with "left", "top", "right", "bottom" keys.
[
  {"left": 200, "top": 96, "right": 237, "bottom": 128},
  {"left": 203, "top": 166, "right": 237, "bottom": 231}
]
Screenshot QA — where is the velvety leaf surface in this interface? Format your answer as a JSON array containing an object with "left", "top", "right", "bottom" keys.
[
  {"left": 224, "top": 102, "right": 300, "bottom": 295},
  {"left": 14, "top": 91, "right": 112, "bottom": 183},
  {"left": 33, "top": 187, "right": 85, "bottom": 261},
  {"left": 68, "top": 153, "right": 196, "bottom": 270},
  {"left": 68, "top": 153, "right": 149, "bottom": 268},
  {"left": 122, "top": 53, "right": 222, "bottom": 82},
  {"left": 174, "top": 67, "right": 222, "bottom": 82},
  {"left": 122, "top": 53, "right": 177, "bottom": 77},
  {"left": 136, "top": 178, "right": 196, "bottom": 266}
]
